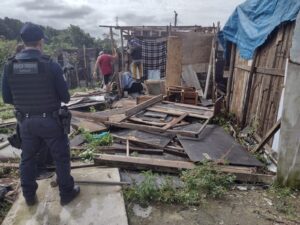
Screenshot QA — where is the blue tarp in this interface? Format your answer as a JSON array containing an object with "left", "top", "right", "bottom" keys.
[{"left": 219, "top": 0, "right": 300, "bottom": 59}]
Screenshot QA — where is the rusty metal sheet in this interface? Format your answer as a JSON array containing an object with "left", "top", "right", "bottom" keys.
[{"left": 178, "top": 125, "right": 263, "bottom": 167}]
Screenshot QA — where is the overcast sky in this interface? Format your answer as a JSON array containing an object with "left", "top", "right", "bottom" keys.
[{"left": 1, "top": 0, "right": 245, "bottom": 38}]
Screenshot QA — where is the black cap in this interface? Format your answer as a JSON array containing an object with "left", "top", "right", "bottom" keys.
[{"left": 20, "top": 23, "right": 45, "bottom": 42}]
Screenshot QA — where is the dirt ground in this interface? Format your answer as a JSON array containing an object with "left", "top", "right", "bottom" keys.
[{"left": 127, "top": 190, "right": 300, "bottom": 225}]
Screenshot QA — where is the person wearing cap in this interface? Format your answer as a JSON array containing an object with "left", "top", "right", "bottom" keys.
[
  {"left": 1, "top": 22, "right": 80, "bottom": 206},
  {"left": 93, "top": 48, "right": 118, "bottom": 92}
]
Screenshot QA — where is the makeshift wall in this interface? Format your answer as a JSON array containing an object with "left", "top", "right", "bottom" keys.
[
  {"left": 228, "top": 22, "right": 295, "bottom": 138},
  {"left": 175, "top": 32, "right": 214, "bottom": 73}
]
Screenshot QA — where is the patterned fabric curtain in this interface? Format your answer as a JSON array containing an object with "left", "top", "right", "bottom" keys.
[{"left": 133, "top": 38, "right": 167, "bottom": 78}]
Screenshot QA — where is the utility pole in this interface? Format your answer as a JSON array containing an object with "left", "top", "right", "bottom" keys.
[
  {"left": 115, "top": 16, "right": 119, "bottom": 27},
  {"left": 174, "top": 11, "right": 178, "bottom": 27}
]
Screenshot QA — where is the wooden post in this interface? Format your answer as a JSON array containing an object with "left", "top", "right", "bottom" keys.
[
  {"left": 83, "top": 45, "right": 88, "bottom": 87},
  {"left": 165, "top": 36, "right": 182, "bottom": 88},
  {"left": 120, "top": 29, "right": 124, "bottom": 71},
  {"left": 204, "top": 39, "right": 214, "bottom": 99},
  {"left": 241, "top": 51, "right": 258, "bottom": 127},
  {"left": 212, "top": 41, "right": 216, "bottom": 102},
  {"left": 109, "top": 27, "right": 115, "bottom": 52},
  {"left": 226, "top": 43, "right": 236, "bottom": 111}
]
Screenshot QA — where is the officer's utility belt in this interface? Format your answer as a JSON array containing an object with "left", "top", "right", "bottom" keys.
[
  {"left": 15, "top": 110, "right": 57, "bottom": 120},
  {"left": 15, "top": 107, "right": 71, "bottom": 135}
]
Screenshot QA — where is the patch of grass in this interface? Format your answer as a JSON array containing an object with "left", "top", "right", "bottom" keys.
[
  {"left": 0, "top": 127, "right": 14, "bottom": 134},
  {"left": 78, "top": 130, "right": 113, "bottom": 160},
  {"left": 0, "top": 109, "right": 14, "bottom": 120},
  {"left": 89, "top": 106, "right": 96, "bottom": 113},
  {"left": 0, "top": 167, "right": 19, "bottom": 179},
  {"left": 124, "top": 171, "right": 159, "bottom": 207},
  {"left": 124, "top": 163, "right": 236, "bottom": 206},
  {"left": 211, "top": 111, "right": 237, "bottom": 134},
  {"left": 268, "top": 183, "right": 297, "bottom": 217},
  {"left": 0, "top": 201, "right": 12, "bottom": 224}
]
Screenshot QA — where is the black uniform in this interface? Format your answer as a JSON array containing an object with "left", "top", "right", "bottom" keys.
[{"left": 2, "top": 49, "right": 75, "bottom": 203}]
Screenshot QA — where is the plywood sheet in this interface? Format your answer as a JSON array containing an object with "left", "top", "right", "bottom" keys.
[
  {"left": 178, "top": 125, "right": 263, "bottom": 167},
  {"left": 166, "top": 36, "right": 182, "bottom": 87}
]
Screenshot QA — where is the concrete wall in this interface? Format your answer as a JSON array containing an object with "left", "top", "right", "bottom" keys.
[{"left": 277, "top": 13, "right": 300, "bottom": 188}]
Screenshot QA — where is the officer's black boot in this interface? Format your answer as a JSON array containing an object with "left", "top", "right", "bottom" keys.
[{"left": 60, "top": 185, "right": 80, "bottom": 206}]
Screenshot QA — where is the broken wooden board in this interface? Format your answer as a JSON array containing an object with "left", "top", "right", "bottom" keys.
[
  {"left": 162, "top": 113, "right": 188, "bottom": 130},
  {"left": 94, "top": 154, "right": 274, "bottom": 184},
  {"left": 96, "top": 143, "right": 164, "bottom": 155},
  {"left": 252, "top": 119, "right": 281, "bottom": 153},
  {"left": 148, "top": 101, "right": 213, "bottom": 119},
  {"left": 106, "top": 121, "right": 199, "bottom": 138},
  {"left": 2, "top": 167, "right": 128, "bottom": 225},
  {"left": 125, "top": 95, "right": 163, "bottom": 117},
  {"left": 111, "top": 129, "right": 173, "bottom": 148},
  {"left": 68, "top": 101, "right": 105, "bottom": 110},
  {"left": 178, "top": 125, "right": 263, "bottom": 167},
  {"left": 94, "top": 154, "right": 194, "bottom": 173},
  {"left": 71, "top": 117, "right": 107, "bottom": 133},
  {"left": 71, "top": 110, "right": 108, "bottom": 123}
]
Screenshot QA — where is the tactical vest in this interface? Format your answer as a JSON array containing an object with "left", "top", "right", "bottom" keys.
[{"left": 7, "top": 55, "right": 60, "bottom": 114}]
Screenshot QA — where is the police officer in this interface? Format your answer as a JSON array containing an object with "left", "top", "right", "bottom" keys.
[{"left": 1, "top": 23, "right": 80, "bottom": 206}]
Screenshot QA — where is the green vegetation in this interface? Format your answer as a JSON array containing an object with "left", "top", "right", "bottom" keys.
[
  {"left": 268, "top": 183, "right": 298, "bottom": 218},
  {"left": 78, "top": 130, "right": 113, "bottom": 160},
  {"left": 124, "top": 163, "right": 236, "bottom": 206},
  {"left": 0, "top": 201, "right": 12, "bottom": 224},
  {"left": 0, "top": 109, "right": 14, "bottom": 120},
  {"left": 89, "top": 106, "right": 96, "bottom": 113}
]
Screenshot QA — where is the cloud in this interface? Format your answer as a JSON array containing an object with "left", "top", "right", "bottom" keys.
[
  {"left": 118, "top": 13, "right": 171, "bottom": 25},
  {"left": 45, "top": 6, "right": 93, "bottom": 19},
  {"left": 1, "top": 0, "right": 245, "bottom": 37},
  {"left": 18, "top": 0, "right": 93, "bottom": 19},
  {"left": 19, "top": 0, "right": 65, "bottom": 11}
]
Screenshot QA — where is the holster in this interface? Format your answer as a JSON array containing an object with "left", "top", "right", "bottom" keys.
[
  {"left": 53, "top": 106, "right": 72, "bottom": 134},
  {"left": 8, "top": 123, "right": 22, "bottom": 149}
]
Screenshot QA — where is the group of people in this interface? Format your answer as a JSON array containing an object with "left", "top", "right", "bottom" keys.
[{"left": 93, "top": 37, "right": 144, "bottom": 95}]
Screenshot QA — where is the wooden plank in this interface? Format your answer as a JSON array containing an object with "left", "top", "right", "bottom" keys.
[
  {"left": 204, "top": 37, "right": 214, "bottom": 99},
  {"left": 96, "top": 145, "right": 164, "bottom": 155},
  {"left": 241, "top": 52, "right": 258, "bottom": 126},
  {"left": 162, "top": 113, "right": 188, "bottom": 130},
  {"left": 136, "top": 95, "right": 155, "bottom": 104},
  {"left": 147, "top": 107, "right": 211, "bottom": 119},
  {"left": 252, "top": 119, "right": 281, "bottom": 153},
  {"left": 195, "top": 116, "right": 213, "bottom": 136},
  {"left": 253, "top": 134, "right": 278, "bottom": 165},
  {"left": 125, "top": 94, "right": 163, "bottom": 117},
  {"left": 128, "top": 117, "right": 167, "bottom": 127},
  {"left": 106, "top": 121, "right": 198, "bottom": 137},
  {"left": 94, "top": 154, "right": 195, "bottom": 173},
  {"left": 235, "top": 65, "right": 284, "bottom": 77},
  {"left": 94, "top": 154, "right": 274, "bottom": 184},
  {"left": 71, "top": 117, "right": 107, "bottom": 133},
  {"left": 165, "top": 36, "right": 182, "bottom": 87},
  {"left": 161, "top": 101, "right": 214, "bottom": 111},
  {"left": 71, "top": 110, "right": 108, "bottom": 123},
  {"left": 226, "top": 44, "right": 236, "bottom": 111}
]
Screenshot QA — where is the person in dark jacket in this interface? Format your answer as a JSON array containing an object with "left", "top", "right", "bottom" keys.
[{"left": 1, "top": 23, "right": 80, "bottom": 206}]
